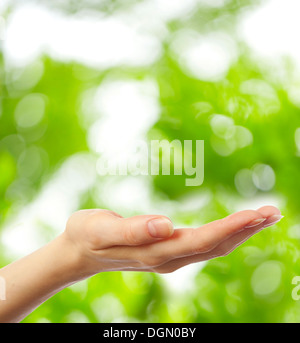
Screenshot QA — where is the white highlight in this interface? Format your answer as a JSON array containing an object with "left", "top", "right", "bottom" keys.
[
  {"left": 171, "top": 31, "right": 237, "bottom": 81},
  {"left": 241, "top": 0, "right": 300, "bottom": 67},
  {"left": 88, "top": 79, "right": 160, "bottom": 156},
  {"left": 4, "top": 4, "right": 161, "bottom": 68}
]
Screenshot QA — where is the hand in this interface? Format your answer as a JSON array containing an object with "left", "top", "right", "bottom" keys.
[
  {"left": 64, "top": 206, "right": 283, "bottom": 278},
  {"left": 0, "top": 205, "right": 282, "bottom": 322}
]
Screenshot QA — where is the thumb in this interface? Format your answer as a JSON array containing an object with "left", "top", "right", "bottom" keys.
[{"left": 97, "top": 214, "right": 174, "bottom": 248}]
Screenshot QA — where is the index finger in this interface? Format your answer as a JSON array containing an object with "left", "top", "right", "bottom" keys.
[{"left": 141, "top": 209, "right": 267, "bottom": 260}]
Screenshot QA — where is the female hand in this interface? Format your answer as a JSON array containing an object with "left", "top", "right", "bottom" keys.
[
  {"left": 64, "top": 206, "right": 283, "bottom": 277},
  {"left": 0, "top": 205, "right": 282, "bottom": 322}
]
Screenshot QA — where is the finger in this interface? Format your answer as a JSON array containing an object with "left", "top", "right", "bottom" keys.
[
  {"left": 93, "top": 207, "right": 281, "bottom": 269},
  {"left": 144, "top": 209, "right": 266, "bottom": 259},
  {"left": 217, "top": 205, "right": 282, "bottom": 252},
  {"left": 208, "top": 206, "right": 281, "bottom": 255},
  {"left": 155, "top": 207, "right": 283, "bottom": 273},
  {"left": 217, "top": 205, "right": 283, "bottom": 253},
  {"left": 152, "top": 226, "right": 262, "bottom": 274},
  {"left": 120, "top": 215, "right": 175, "bottom": 245},
  {"left": 102, "top": 209, "right": 267, "bottom": 263},
  {"left": 90, "top": 213, "right": 174, "bottom": 248},
  {"left": 256, "top": 205, "right": 283, "bottom": 227},
  {"left": 110, "top": 222, "right": 260, "bottom": 274},
  {"left": 256, "top": 205, "right": 281, "bottom": 217}
]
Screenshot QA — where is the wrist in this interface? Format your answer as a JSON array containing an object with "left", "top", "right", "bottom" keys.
[
  {"left": 0, "top": 233, "right": 91, "bottom": 323},
  {"left": 53, "top": 233, "right": 91, "bottom": 285}
]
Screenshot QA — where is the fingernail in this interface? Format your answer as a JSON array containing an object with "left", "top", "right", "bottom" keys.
[
  {"left": 148, "top": 218, "right": 174, "bottom": 238},
  {"left": 245, "top": 218, "right": 267, "bottom": 229},
  {"left": 263, "top": 215, "right": 284, "bottom": 228}
]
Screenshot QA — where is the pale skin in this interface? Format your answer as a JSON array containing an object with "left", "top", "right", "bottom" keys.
[{"left": 0, "top": 205, "right": 282, "bottom": 323}]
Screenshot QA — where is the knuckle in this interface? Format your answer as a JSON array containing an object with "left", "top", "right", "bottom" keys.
[
  {"left": 85, "top": 215, "right": 99, "bottom": 233},
  {"left": 103, "top": 209, "right": 123, "bottom": 218},
  {"left": 198, "top": 241, "right": 213, "bottom": 253},
  {"left": 143, "top": 255, "right": 164, "bottom": 267},
  {"left": 191, "top": 237, "right": 213, "bottom": 254},
  {"left": 85, "top": 225, "right": 100, "bottom": 247},
  {"left": 85, "top": 212, "right": 103, "bottom": 227},
  {"left": 225, "top": 210, "right": 258, "bottom": 225},
  {"left": 123, "top": 223, "right": 139, "bottom": 245},
  {"left": 84, "top": 213, "right": 107, "bottom": 245},
  {"left": 65, "top": 216, "right": 75, "bottom": 234},
  {"left": 85, "top": 215, "right": 96, "bottom": 229}
]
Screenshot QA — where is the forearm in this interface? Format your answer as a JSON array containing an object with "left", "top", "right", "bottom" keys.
[{"left": 0, "top": 234, "right": 81, "bottom": 323}]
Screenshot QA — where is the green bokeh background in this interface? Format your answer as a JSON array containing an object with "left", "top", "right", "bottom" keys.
[{"left": 1, "top": 0, "right": 300, "bottom": 323}]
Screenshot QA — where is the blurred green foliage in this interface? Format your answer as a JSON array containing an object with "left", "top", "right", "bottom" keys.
[{"left": 1, "top": 0, "right": 300, "bottom": 323}]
